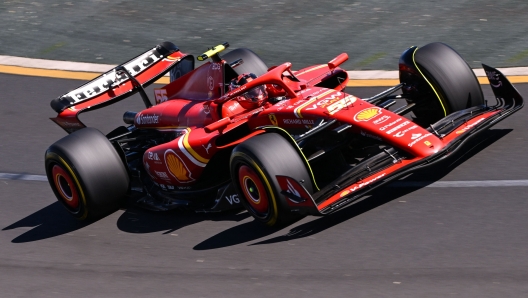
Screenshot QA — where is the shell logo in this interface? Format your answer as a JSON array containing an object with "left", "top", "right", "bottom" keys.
[
  {"left": 165, "top": 150, "right": 194, "bottom": 183},
  {"left": 340, "top": 190, "right": 350, "bottom": 197},
  {"left": 353, "top": 107, "right": 382, "bottom": 122}
]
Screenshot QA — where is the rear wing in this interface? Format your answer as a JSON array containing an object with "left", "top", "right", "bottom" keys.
[{"left": 50, "top": 42, "right": 191, "bottom": 133}]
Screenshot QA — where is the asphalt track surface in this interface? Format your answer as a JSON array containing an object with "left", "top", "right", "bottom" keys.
[{"left": 0, "top": 72, "right": 527, "bottom": 297}]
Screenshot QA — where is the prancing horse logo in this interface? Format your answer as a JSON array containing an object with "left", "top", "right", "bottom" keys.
[
  {"left": 202, "top": 143, "right": 212, "bottom": 154},
  {"left": 269, "top": 113, "right": 278, "bottom": 126}
]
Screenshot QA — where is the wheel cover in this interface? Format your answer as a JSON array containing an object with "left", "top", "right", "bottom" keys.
[
  {"left": 51, "top": 164, "right": 80, "bottom": 209},
  {"left": 238, "top": 165, "right": 269, "bottom": 215}
]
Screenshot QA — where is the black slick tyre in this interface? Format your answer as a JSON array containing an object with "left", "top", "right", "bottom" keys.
[
  {"left": 402, "top": 42, "right": 484, "bottom": 125},
  {"left": 221, "top": 48, "right": 268, "bottom": 77},
  {"left": 45, "top": 128, "right": 129, "bottom": 221},
  {"left": 230, "top": 133, "right": 313, "bottom": 227}
]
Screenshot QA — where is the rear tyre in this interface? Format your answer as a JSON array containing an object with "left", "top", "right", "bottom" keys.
[
  {"left": 45, "top": 128, "right": 129, "bottom": 221},
  {"left": 230, "top": 133, "right": 313, "bottom": 227},
  {"left": 221, "top": 48, "right": 268, "bottom": 77},
  {"left": 400, "top": 42, "right": 484, "bottom": 125}
]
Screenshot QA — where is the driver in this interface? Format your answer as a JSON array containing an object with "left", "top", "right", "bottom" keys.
[{"left": 228, "top": 73, "right": 268, "bottom": 109}]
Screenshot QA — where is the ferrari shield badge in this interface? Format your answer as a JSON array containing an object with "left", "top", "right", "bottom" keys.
[{"left": 269, "top": 113, "right": 278, "bottom": 126}]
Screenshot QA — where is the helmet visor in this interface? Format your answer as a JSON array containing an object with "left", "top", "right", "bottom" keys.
[{"left": 242, "top": 85, "right": 266, "bottom": 102}]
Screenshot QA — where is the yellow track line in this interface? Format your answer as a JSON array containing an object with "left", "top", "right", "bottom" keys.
[
  {"left": 0, "top": 65, "right": 171, "bottom": 85},
  {"left": 2, "top": 64, "right": 528, "bottom": 87},
  {"left": 347, "top": 79, "right": 400, "bottom": 87}
]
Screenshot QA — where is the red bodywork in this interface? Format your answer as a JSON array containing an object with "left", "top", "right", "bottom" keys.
[{"left": 50, "top": 44, "right": 522, "bottom": 215}]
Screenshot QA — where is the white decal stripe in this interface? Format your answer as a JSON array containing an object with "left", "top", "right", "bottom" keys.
[
  {"left": 390, "top": 180, "right": 528, "bottom": 188},
  {"left": 177, "top": 135, "right": 207, "bottom": 167},
  {"left": 294, "top": 89, "right": 335, "bottom": 118}
]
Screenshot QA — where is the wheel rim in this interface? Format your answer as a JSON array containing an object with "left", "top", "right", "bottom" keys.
[
  {"left": 238, "top": 165, "right": 269, "bottom": 215},
  {"left": 51, "top": 164, "right": 80, "bottom": 209}
]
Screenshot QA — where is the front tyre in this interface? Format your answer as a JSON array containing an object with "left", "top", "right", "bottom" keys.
[
  {"left": 400, "top": 42, "right": 484, "bottom": 125},
  {"left": 230, "top": 133, "right": 313, "bottom": 227},
  {"left": 45, "top": 128, "right": 129, "bottom": 220}
]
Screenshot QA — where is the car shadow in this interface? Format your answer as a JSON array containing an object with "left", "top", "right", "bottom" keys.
[
  {"left": 193, "top": 219, "right": 282, "bottom": 250},
  {"left": 2, "top": 199, "right": 251, "bottom": 243},
  {"left": 3, "top": 129, "right": 511, "bottom": 245},
  {"left": 2, "top": 201, "right": 90, "bottom": 243},
  {"left": 115, "top": 204, "right": 251, "bottom": 235},
  {"left": 194, "top": 128, "right": 512, "bottom": 249}
]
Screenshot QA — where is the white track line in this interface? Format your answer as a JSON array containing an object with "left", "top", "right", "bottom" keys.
[
  {"left": 0, "top": 173, "right": 48, "bottom": 182},
  {"left": 1, "top": 172, "right": 526, "bottom": 187},
  {"left": 2, "top": 55, "right": 528, "bottom": 78}
]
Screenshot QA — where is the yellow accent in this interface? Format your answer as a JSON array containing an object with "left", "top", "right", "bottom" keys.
[
  {"left": 295, "top": 64, "right": 327, "bottom": 76},
  {"left": 1, "top": 64, "right": 528, "bottom": 87},
  {"left": 198, "top": 43, "right": 228, "bottom": 61},
  {"left": 155, "top": 77, "right": 170, "bottom": 84},
  {"left": 182, "top": 129, "right": 210, "bottom": 164},
  {"left": 52, "top": 153, "right": 88, "bottom": 220},
  {"left": 412, "top": 47, "right": 447, "bottom": 116},
  {"left": 236, "top": 152, "right": 279, "bottom": 226},
  {"left": 295, "top": 89, "right": 335, "bottom": 118}
]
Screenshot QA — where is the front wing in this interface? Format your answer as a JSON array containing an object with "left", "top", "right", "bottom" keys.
[{"left": 277, "top": 64, "right": 524, "bottom": 216}]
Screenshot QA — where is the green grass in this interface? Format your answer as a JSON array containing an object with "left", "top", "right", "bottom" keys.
[
  {"left": 356, "top": 52, "right": 386, "bottom": 68},
  {"left": 39, "top": 42, "right": 66, "bottom": 55},
  {"left": 506, "top": 49, "right": 528, "bottom": 63}
]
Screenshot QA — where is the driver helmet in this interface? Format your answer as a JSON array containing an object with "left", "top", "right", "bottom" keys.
[{"left": 229, "top": 73, "right": 267, "bottom": 109}]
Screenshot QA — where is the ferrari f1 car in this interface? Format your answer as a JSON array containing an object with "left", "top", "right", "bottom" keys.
[{"left": 45, "top": 41, "right": 523, "bottom": 226}]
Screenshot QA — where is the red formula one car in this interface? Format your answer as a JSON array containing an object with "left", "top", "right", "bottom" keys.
[{"left": 45, "top": 42, "right": 523, "bottom": 226}]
